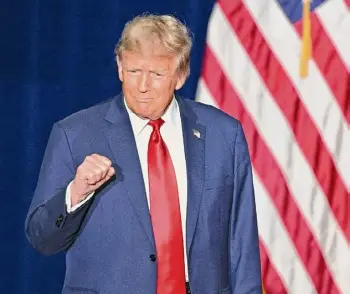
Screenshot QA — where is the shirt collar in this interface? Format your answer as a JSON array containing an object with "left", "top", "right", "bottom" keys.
[{"left": 124, "top": 96, "right": 178, "bottom": 136}]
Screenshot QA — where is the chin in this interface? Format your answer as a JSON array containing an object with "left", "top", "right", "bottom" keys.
[{"left": 133, "top": 108, "right": 154, "bottom": 120}]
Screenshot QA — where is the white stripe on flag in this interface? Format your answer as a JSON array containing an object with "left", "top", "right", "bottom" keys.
[
  {"left": 195, "top": 79, "right": 217, "bottom": 107},
  {"left": 206, "top": 4, "right": 349, "bottom": 292},
  {"left": 252, "top": 170, "right": 317, "bottom": 294},
  {"left": 243, "top": 0, "right": 350, "bottom": 190}
]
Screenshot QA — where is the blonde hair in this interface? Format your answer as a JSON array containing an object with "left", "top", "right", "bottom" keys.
[{"left": 115, "top": 13, "right": 192, "bottom": 76}]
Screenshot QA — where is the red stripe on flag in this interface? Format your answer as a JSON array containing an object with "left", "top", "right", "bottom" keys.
[
  {"left": 294, "top": 13, "right": 350, "bottom": 123},
  {"left": 344, "top": 0, "right": 350, "bottom": 8},
  {"left": 201, "top": 44, "right": 341, "bottom": 294},
  {"left": 259, "top": 241, "right": 287, "bottom": 294},
  {"left": 219, "top": 0, "right": 350, "bottom": 242}
]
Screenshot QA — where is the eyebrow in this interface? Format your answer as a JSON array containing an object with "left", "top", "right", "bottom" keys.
[
  {"left": 124, "top": 66, "right": 168, "bottom": 74},
  {"left": 150, "top": 69, "right": 168, "bottom": 73}
]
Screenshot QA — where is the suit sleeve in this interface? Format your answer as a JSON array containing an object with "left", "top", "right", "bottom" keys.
[
  {"left": 229, "top": 122, "right": 262, "bottom": 294},
  {"left": 25, "top": 122, "right": 93, "bottom": 255}
]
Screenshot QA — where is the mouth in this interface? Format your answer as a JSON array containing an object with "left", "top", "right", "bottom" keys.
[{"left": 136, "top": 97, "right": 153, "bottom": 103}]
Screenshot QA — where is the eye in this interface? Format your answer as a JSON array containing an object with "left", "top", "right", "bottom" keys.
[
  {"left": 127, "top": 69, "right": 139, "bottom": 74},
  {"left": 152, "top": 72, "right": 164, "bottom": 77}
]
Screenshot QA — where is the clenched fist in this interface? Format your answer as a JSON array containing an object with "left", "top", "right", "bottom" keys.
[{"left": 70, "top": 154, "right": 115, "bottom": 206}]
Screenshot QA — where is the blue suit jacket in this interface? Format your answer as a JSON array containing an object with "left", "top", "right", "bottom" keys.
[{"left": 25, "top": 94, "right": 262, "bottom": 294}]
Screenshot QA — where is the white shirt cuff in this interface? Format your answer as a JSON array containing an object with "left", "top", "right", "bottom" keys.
[{"left": 66, "top": 181, "right": 95, "bottom": 213}]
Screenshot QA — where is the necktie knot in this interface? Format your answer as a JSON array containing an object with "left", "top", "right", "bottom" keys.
[{"left": 148, "top": 118, "right": 164, "bottom": 132}]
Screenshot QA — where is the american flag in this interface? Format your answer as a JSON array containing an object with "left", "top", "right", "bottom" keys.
[{"left": 196, "top": 0, "right": 350, "bottom": 293}]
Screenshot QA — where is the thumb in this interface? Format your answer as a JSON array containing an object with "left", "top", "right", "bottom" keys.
[{"left": 107, "top": 166, "right": 115, "bottom": 177}]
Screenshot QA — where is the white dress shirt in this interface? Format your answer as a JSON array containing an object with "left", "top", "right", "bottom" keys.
[{"left": 66, "top": 97, "right": 189, "bottom": 279}]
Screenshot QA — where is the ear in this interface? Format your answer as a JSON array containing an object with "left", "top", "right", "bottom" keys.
[
  {"left": 116, "top": 56, "right": 123, "bottom": 82},
  {"left": 175, "top": 72, "right": 187, "bottom": 90}
]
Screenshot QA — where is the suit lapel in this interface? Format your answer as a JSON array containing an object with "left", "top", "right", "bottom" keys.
[
  {"left": 177, "top": 98, "right": 206, "bottom": 258},
  {"left": 103, "top": 95, "right": 155, "bottom": 247}
]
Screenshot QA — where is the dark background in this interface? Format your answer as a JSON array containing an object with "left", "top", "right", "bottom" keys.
[{"left": 0, "top": 0, "right": 215, "bottom": 292}]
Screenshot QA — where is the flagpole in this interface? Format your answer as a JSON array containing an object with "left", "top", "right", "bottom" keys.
[{"left": 300, "top": 0, "right": 312, "bottom": 78}]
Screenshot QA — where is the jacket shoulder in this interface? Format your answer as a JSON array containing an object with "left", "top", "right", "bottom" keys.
[
  {"left": 184, "top": 98, "right": 240, "bottom": 129},
  {"left": 57, "top": 97, "right": 115, "bottom": 130},
  {"left": 182, "top": 98, "right": 245, "bottom": 156}
]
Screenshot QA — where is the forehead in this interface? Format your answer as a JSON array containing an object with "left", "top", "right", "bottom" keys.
[{"left": 121, "top": 44, "right": 177, "bottom": 70}]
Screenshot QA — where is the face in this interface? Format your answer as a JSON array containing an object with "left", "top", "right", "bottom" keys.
[{"left": 117, "top": 45, "right": 186, "bottom": 120}]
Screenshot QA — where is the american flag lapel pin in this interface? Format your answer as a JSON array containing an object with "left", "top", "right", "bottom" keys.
[{"left": 193, "top": 129, "right": 200, "bottom": 139}]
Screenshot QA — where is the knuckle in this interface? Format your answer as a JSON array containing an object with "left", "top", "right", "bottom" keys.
[
  {"left": 76, "top": 164, "right": 84, "bottom": 174},
  {"left": 100, "top": 155, "right": 111, "bottom": 166},
  {"left": 84, "top": 155, "right": 92, "bottom": 163},
  {"left": 94, "top": 168, "right": 103, "bottom": 176},
  {"left": 104, "top": 157, "right": 112, "bottom": 165}
]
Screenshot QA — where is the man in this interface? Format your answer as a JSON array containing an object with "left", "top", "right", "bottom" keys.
[{"left": 25, "top": 14, "right": 262, "bottom": 294}]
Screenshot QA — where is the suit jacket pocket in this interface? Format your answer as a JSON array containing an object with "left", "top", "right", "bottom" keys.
[
  {"left": 62, "top": 286, "right": 99, "bottom": 294},
  {"left": 204, "top": 174, "right": 234, "bottom": 190}
]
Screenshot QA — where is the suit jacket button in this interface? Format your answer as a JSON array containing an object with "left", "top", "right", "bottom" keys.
[
  {"left": 55, "top": 214, "right": 64, "bottom": 228},
  {"left": 149, "top": 254, "right": 156, "bottom": 262}
]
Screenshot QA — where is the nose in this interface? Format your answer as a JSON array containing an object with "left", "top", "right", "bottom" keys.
[{"left": 138, "top": 72, "right": 151, "bottom": 93}]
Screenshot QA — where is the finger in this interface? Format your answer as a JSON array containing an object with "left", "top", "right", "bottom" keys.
[
  {"left": 90, "top": 154, "right": 112, "bottom": 167},
  {"left": 101, "top": 173, "right": 114, "bottom": 185},
  {"left": 107, "top": 167, "right": 115, "bottom": 177},
  {"left": 85, "top": 155, "right": 104, "bottom": 167},
  {"left": 86, "top": 170, "right": 100, "bottom": 185},
  {"left": 86, "top": 156, "right": 111, "bottom": 179},
  {"left": 86, "top": 165, "right": 115, "bottom": 185},
  {"left": 79, "top": 161, "right": 103, "bottom": 184},
  {"left": 76, "top": 163, "right": 96, "bottom": 183},
  {"left": 90, "top": 172, "right": 113, "bottom": 190}
]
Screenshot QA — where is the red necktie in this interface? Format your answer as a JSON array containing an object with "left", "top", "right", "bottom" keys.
[{"left": 147, "top": 118, "right": 186, "bottom": 294}]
